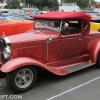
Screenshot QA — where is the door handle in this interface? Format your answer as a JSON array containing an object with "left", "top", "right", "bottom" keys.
[{"left": 79, "top": 38, "right": 82, "bottom": 41}]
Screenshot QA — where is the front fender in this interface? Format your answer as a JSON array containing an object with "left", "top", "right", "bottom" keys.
[
  {"left": 1, "top": 57, "right": 67, "bottom": 76},
  {"left": 1, "top": 57, "right": 47, "bottom": 73},
  {"left": 90, "top": 40, "right": 100, "bottom": 63}
]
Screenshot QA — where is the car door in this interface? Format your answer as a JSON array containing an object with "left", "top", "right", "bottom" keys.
[
  {"left": 46, "top": 38, "right": 61, "bottom": 62},
  {"left": 61, "top": 33, "right": 81, "bottom": 59}
]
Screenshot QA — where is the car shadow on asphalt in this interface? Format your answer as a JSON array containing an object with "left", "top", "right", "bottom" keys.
[{"left": 35, "top": 65, "right": 97, "bottom": 88}]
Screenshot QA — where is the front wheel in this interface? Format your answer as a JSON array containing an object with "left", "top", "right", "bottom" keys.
[{"left": 6, "top": 66, "right": 37, "bottom": 93}]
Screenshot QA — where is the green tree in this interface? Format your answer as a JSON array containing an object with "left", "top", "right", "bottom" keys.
[
  {"left": 61, "top": 0, "right": 96, "bottom": 8},
  {"left": 20, "top": 0, "right": 59, "bottom": 10},
  {"left": 6, "top": 0, "right": 21, "bottom": 9},
  {"left": 51, "top": 0, "right": 59, "bottom": 10},
  {"left": 0, "top": 0, "right": 4, "bottom": 2}
]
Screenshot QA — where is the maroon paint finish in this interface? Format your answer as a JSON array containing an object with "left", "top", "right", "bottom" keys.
[
  {"left": 1, "top": 12, "right": 100, "bottom": 76},
  {"left": 61, "top": 34, "right": 81, "bottom": 58}
]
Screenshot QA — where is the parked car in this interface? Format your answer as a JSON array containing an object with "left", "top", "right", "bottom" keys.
[
  {"left": 90, "top": 22, "right": 100, "bottom": 32},
  {"left": 0, "top": 18, "right": 34, "bottom": 36},
  {"left": 0, "top": 9, "right": 25, "bottom": 20},
  {"left": 85, "top": 12, "right": 100, "bottom": 32},
  {"left": 38, "top": 11, "right": 47, "bottom": 14},
  {"left": 91, "top": 16, "right": 100, "bottom": 23},
  {"left": 0, "top": 12, "right": 100, "bottom": 93},
  {"left": 81, "top": 10, "right": 100, "bottom": 23},
  {"left": 25, "top": 15, "right": 34, "bottom": 21}
]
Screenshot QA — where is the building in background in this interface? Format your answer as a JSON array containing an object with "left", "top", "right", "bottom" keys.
[{"left": 59, "top": 3, "right": 80, "bottom": 12}]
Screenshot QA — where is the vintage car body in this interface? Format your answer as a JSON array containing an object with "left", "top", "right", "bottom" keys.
[
  {"left": 0, "top": 12, "right": 100, "bottom": 93},
  {"left": 0, "top": 18, "right": 33, "bottom": 36}
]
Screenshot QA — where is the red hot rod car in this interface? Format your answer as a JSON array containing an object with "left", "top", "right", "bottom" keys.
[
  {"left": 0, "top": 12, "right": 100, "bottom": 93},
  {"left": 0, "top": 18, "right": 34, "bottom": 36}
]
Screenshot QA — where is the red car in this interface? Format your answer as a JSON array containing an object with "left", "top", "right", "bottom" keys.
[
  {"left": 0, "top": 12, "right": 100, "bottom": 93},
  {"left": 0, "top": 18, "right": 34, "bottom": 36}
]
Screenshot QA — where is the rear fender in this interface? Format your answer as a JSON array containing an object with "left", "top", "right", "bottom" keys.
[{"left": 89, "top": 40, "right": 100, "bottom": 63}]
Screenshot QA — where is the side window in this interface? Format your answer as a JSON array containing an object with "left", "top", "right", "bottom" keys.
[
  {"left": 83, "top": 21, "right": 89, "bottom": 30},
  {"left": 61, "top": 20, "right": 81, "bottom": 35}
]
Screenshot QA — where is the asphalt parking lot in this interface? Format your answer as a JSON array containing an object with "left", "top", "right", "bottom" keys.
[{"left": 0, "top": 65, "right": 100, "bottom": 100}]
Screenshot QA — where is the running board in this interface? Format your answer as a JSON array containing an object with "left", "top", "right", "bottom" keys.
[{"left": 63, "top": 62, "right": 95, "bottom": 73}]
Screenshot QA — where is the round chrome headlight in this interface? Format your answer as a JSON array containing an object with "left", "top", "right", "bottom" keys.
[{"left": 3, "top": 46, "right": 11, "bottom": 59}]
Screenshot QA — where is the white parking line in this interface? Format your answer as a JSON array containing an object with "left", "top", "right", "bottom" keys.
[{"left": 46, "top": 76, "right": 100, "bottom": 100}]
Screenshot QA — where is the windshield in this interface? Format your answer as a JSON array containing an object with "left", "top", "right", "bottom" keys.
[{"left": 34, "top": 19, "right": 61, "bottom": 31}]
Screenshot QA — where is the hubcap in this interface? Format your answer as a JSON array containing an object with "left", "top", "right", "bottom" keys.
[{"left": 15, "top": 68, "right": 33, "bottom": 88}]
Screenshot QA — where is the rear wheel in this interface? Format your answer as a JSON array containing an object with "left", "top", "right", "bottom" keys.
[
  {"left": 6, "top": 66, "right": 37, "bottom": 93},
  {"left": 96, "top": 52, "right": 100, "bottom": 68}
]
